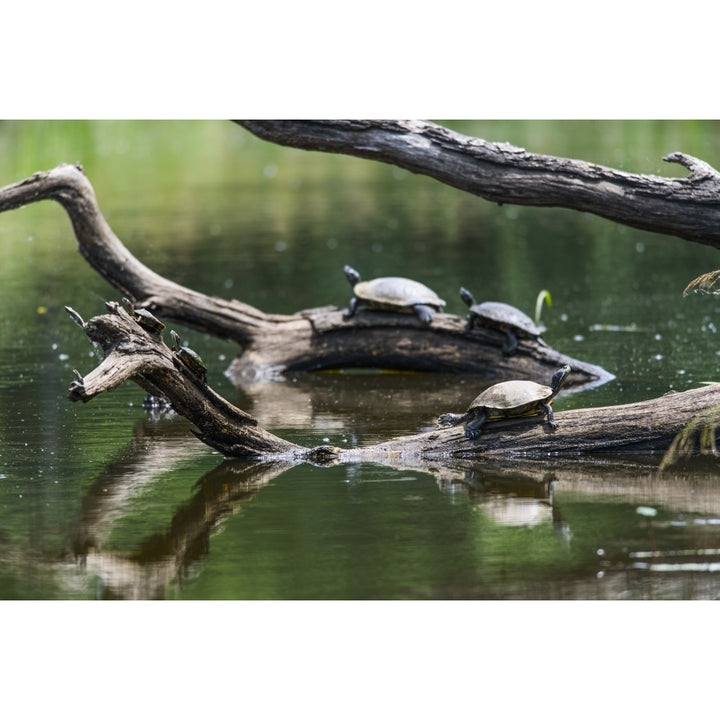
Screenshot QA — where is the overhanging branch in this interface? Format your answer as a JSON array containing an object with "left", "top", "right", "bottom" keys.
[{"left": 237, "top": 120, "right": 720, "bottom": 248}]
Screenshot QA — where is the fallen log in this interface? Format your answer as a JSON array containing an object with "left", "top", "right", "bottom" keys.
[
  {"left": 65, "top": 302, "right": 720, "bottom": 463},
  {"left": 0, "top": 163, "right": 609, "bottom": 385},
  {"left": 238, "top": 120, "right": 720, "bottom": 249}
]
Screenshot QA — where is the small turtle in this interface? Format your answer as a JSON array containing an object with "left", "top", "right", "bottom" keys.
[
  {"left": 170, "top": 330, "right": 207, "bottom": 384},
  {"left": 437, "top": 364, "right": 571, "bottom": 438},
  {"left": 342, "top": 265, "right": 446, "bottom": 325},
  {"left": 460, "top": 287, "right": 544, "bottom": 355},
  {"left": 121, "top": 297, "right": 166, "bottom": 335}
]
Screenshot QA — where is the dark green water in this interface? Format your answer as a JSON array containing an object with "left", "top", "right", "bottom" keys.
[{"left": 2, "top": 120, "right": 720, "bottom": 599}]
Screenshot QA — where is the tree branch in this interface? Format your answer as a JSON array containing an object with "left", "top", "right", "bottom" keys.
[
  {"left": 0, "top": 163, "right": 609, "bottom": 384},
  {"left": 66, "top": 304, "right": 720, "bottom": 462},
  {"left": 237, "top": 120, "right": 720, "bottom": 248}
]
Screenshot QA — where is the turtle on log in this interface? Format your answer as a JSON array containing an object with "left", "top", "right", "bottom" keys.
[
  {"left": 342, "top": 265, "right": 446, "bottom": 325},
  {"left": 437, "top": 364, "right": 572, "bottom": 438},
  {"left": 460, "top": 287, "right": 544, "bottom": 355}
]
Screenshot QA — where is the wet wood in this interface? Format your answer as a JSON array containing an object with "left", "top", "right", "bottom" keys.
[
  {"left": 0, "top": 162, "right": 609, "bottom": 385},
  {"left": 66, "top": 303, "right": 720, "bottom": 463},
  {"left": 238, "top": 120, "right": 720, "bottom": 249}
]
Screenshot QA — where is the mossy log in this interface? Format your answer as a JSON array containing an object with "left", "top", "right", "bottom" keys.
[{"left": 66, "top": 302, "right": 720, "bottom": 464}]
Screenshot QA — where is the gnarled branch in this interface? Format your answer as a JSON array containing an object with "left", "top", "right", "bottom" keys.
[
  {"left": 237, "top": 120, "right": 720, "bottom": 248},
  {"left": 0, "top": 162, "right": 609, "bottom": 384}
]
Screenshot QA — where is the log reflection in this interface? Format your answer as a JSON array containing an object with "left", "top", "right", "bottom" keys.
[{"left": 60, "top": 419, "right": 720, "bottom": 600}]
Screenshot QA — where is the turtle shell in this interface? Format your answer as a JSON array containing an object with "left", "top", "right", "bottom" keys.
[
  {"left": 353, "top": 277, "right": 446, "bottom": 310},
  {"left": 469, "top": 379, "right": 552, "bottom": 414},
  {"left": 471, "top": 301, "right": 540, "bottom": 336}
]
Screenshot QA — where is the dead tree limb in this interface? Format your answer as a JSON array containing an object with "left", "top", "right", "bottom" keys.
[
  {"left": 66, "top": 304, "right": 720, "bottom": 463},
  {"left": 237, "top": 120, "right": 720, "bottom": 249},
  {"left": 0, "top": 163, "right": 609, "bottom": 384},
  {"left": 65, "top": 301, "right": 303, "bottom": 459}
]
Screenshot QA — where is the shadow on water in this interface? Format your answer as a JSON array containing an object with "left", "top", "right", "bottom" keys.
[{"left": 20, "top": 416, "right": 720, "bottom": 600}]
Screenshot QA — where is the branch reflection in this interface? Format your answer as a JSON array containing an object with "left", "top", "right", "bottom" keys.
[{"left": 60, "top": 414, "right": 720, "bottom": 600}]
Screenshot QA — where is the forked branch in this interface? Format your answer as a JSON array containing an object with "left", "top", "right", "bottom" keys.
[{"left": 0, "top": 162, "right": 609, "bottom": 384}]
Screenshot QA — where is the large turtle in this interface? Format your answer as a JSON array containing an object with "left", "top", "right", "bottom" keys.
[
  {"left": 342, "top": 265, "right": 446, "bottom": 325},
  {"left": 437, "top": 364, "right": 572, "bottom": 438},
  {"left": 460, "top": 287, "right": 544, "bottom": 355}
]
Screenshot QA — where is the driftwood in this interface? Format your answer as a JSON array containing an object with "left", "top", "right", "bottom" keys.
[
  {"left": 238, "top": 120, "right": 720, "bottom": 249},
  {"left": 0, "top": 162, "right": 609, "bottom": 385},
  {"left": 66, "top": 302, "right": 720, "bottom": 463}
]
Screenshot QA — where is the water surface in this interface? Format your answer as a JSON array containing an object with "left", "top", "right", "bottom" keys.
[{"left": 2, "top": 120, "right": 720, "bottom": 599}]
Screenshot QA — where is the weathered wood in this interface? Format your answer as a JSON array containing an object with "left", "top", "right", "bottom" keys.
[
  {"left": 237, "top": 120, "right": 720, "bottom": 248},
  {"left": 65, "top": 302, "right": 304, "bottom": 459},
  {"left": 66, "top": 304, "right": 720, "bottom": 463},
  {"left": 0, "top": 163, "right": 610, "bottom": 384}
]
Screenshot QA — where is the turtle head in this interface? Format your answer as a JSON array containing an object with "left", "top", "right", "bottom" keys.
[
  {"left": 343, "top": 265, "right": 361, "bottom": 287},
  {"left": 550, "top": 365, "right": 572, "bottom": 393},
  {"left": 170, "top": 329, "right": 181, "bottom": 351},
  {"left": 459, "top": 287, "right": 476, "bottom": 308}
]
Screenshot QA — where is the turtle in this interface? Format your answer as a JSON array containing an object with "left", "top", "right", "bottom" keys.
[
  {"left": 170, "top": 330, "right": 207, "bottom": 384},
  {"left": 121, "top": 297, "right": 166, "bottom": 335},
  {"left": 437, "top": 364, "right": 572, "bottom": 438},
  {"left": 460, "top": 287, "right": 544, "bottom": 356},
  {"left": 342, "top": 265, "right": 446, "bottom": 325}
]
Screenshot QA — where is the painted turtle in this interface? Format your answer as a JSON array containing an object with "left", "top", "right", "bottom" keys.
[
  {"left": 121, "top": 297, "right": 166, "bottom": 335},
  {"left": 170, "top": 330, "right": 207, "bottom": 384},
  {"left": 437, "top": 364, "right": 571, "bottom": 438},
  {"left": 460, "top": 287, "right": 543, "bottom": 355},
  {"left": 342, "top": 265, "right": 446, "bottom": 325}
]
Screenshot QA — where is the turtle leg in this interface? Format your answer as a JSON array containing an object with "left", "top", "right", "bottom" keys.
[
  {"left": 343, "top": 297, "right": 359, "bottom": 320},
  {"left": 465, "top": 313, "right": 475, "bottom": 331},
  {"left": 437, "top": 412, "right": 467, "bottom": 428},
  {"left": 543, "top": 403, "right": 558, "bottom": 429},
  {"left": 465, "top": 410, "right": 488, "bottom": 439},
  {"left": 413, "top": 304, "right": 435, "bottom": 325},
  {"left": 502, "top": 329, "right": 519, "bottom": 355}
]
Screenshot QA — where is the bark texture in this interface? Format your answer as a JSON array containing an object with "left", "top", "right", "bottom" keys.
[{"left": 238, "top": 120, "right": 720, "bottom": 248}]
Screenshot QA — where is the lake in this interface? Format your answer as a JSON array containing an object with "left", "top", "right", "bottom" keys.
[{"left": 2, "top": 120, "right": 720, "bottom": 600}]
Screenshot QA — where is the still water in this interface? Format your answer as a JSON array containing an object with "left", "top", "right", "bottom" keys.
[{"left": 2, "top": 120, "right": 720, "bottom": 599}]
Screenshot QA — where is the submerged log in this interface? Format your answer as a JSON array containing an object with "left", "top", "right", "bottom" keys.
[
  {"left": 66, "top": 303, "right": 720, "bottom": 463},
  {"left": 238, "top": 120, "right": 720, "bottom": 249},
  {"left": 0, "top": 163, "right": 610, "bottom": 385}
]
